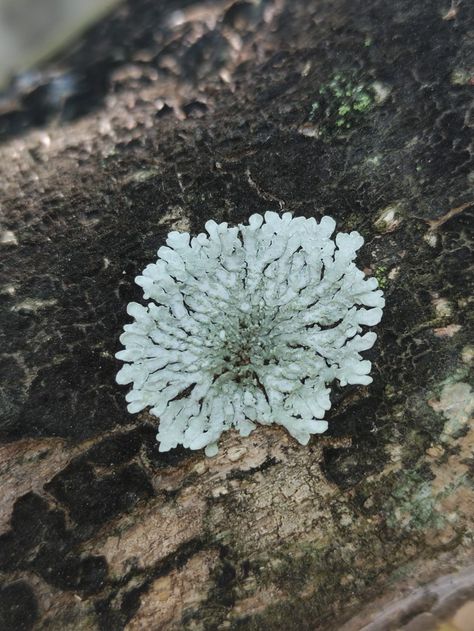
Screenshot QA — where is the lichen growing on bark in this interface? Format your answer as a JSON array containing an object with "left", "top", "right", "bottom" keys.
[{"left": 116, "top": 212, "right": 384, "bottom": 455}]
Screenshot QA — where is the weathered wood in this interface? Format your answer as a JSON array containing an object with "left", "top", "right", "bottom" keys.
[{"left": 0, "top": 0, "right": 473, "bottom": 629}]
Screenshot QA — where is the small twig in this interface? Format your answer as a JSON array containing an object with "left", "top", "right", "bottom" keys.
[
  {"left": 245, "top": 167, "right": 286, "bottom": 209},
  {"left": 426, "top": 201, "right": 473, "bottom": 231},
  {"left": 442, "top": 0, "right": 461, "bottom": 21}
]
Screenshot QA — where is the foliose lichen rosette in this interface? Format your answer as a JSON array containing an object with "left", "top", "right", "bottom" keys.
[{"left": 116, "top": 212, "right": 384, "bottom": 456}]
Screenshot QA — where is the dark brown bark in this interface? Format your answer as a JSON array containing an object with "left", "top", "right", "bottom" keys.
[{"left": 0, "top": 0, "right": 473, "bottom": 629}]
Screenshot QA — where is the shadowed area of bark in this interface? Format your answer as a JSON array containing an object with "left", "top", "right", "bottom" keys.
[{"left": 0, "top": 0, "right": 473, "bottom": 629}]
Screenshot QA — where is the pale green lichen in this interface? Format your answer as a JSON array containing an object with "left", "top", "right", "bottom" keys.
[
  {"left": 116, "top": 212, "right": 384, "bottom": 455},
  {"left": 385, "top": 470, "right": 459, "bottom": 532},
  {"left": 429, "top": 381, "right": 473, "bottom": 442}
]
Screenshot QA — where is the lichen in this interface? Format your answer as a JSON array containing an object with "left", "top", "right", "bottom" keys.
[
  {"left": 116, "top": 212, "right": 384, "bottom": 455},
  {"left": 384, "top": 469, "right": 464, "bottom": 533}
]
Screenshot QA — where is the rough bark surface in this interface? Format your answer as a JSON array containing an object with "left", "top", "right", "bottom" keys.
[{"left": 0, "top": 0, "right": 473, "bottom": 630}]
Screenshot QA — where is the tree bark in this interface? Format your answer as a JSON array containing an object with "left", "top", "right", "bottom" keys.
[{"left": 0, "top": 0, "right": 473, "bottom": 629}]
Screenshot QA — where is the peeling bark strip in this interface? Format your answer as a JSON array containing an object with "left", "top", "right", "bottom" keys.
[{"left": 0, "top": 0, "right": 473, "bottom": 630}]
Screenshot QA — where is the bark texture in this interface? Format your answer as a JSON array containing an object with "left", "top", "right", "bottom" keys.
[{"left": 0, "top": 0, "right": 473, "bottom": 629}]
